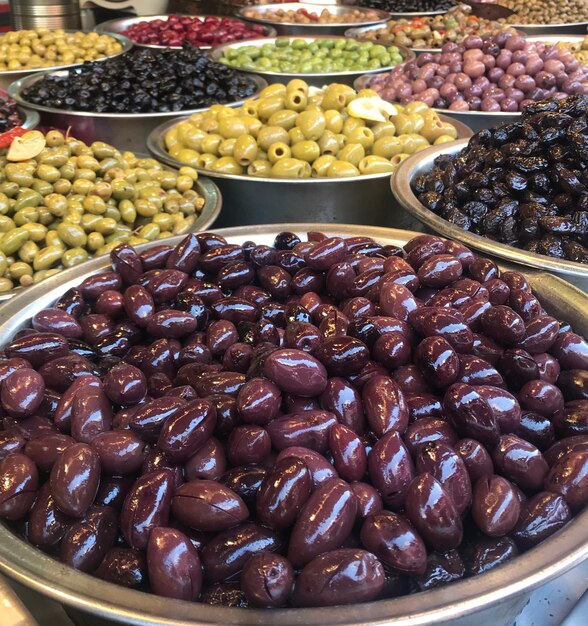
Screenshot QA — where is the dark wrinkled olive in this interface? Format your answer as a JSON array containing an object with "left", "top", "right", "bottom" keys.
[
  {"left": 95, "top": 547, "right": 146, "bottom": 588},
  {"left": 60, "top": 505, "right": 117, "bottom": 573},
  {"left": 320, "top": 377, "right": 365, "bottom": 434},
  {"left": 288, "top": 478, "right": 357, "bottom": 568},
  {"left": 24, "top": 433, "right": 74, "bottom": 472},
  {"left": 416, "top": 442, "right": 472, "bottom": 515},
  {"left": 293, "top": 549, "right": 384, "bottom": 608},
  {"left": 32, "top": 308, "right": 82, "bottom": 339},
  {"left": 512, "top": 491, "right": 571, "bottom": 548},
  {"left": 267, "top": 410, "right": 337, "bottom": 452},
  {"left": 256, "top": 457, "right": 311, "bottom": 530},
  {"left": 157, "top": 399, "right": 217, "bottom": 463},
  {"left": 50, "top": 443, "right": 99, "bottom": 517},
  {"left": 277, "top": 446, "right": 338, "bottom": 488},
  {"left": 111, "top": 244, "right": 143, "bottom": 284},
  {"left": 415, "top": 550, "right": 465, "bottom": 590},
  {"left": 492, "top": 434, "right": 548, "bottom": 490},
  {"left": 241, "top": 552, "right": 294, "bottom": 608},
  {"left": 147, "top": 526, "right": 202, "bottom": 600},
  {"left": 544, "top": 450, "right": 588, "bottom": 512},
  {"left": 368, "top": 430, "right": 414, "bottom": 509},
  {"left": 360, "top": 511, "right": 427, "bottom": 575},
  {"left": 201, "top": 522, "right": 281, "bottom": 583},
  {"left": 415, "top": 336, "right": 460, "bottom": 388},
  {"left": 362, "top": 375, "right": 408, "bottom": 437},
  {"left": 472, "top": 475, "right": 521, "bottom": 536},
  {"left": 71, "top": 384, "right": 112, "bottom": 444},
  {"left": 462, "top": 535, "right": 518, "bottom": 576},
  {"left": 6, "top": 332, "right": 69, "bottom": 368},
  {"left": 444, "top": 383, "right": 500, "bottom": 446},
  {"left": 120, "top": 470, "right": 173, "bottom": 549},
  {"left": 91, "top": 431, "right": 145, "bottom": 475},
  {"left": 405, "top": 473, "right": 463, "bottom": 551},
  {"left": 0, "top": 452, "right": 38, "bottom": 520}
]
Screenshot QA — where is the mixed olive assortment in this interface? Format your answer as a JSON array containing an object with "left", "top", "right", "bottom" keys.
[
  {"left": 412, "top": 95, "right": 588, "bottom": 263},
  {"left": 122, "top": 15, "right": 267, "bottom": 48},
  {"left": 20, "top": 45, "right": 258, "bottom": 114},
  {"left": 557, "top": 35, "right": 588, "bottom": 68},
  {"left": 350, "top": 6, "right": 510, "bottom": 50},
  {"left": 0, "top": 97, "right": 23, "bottom": 133},
  {"left": 366, "top": 32, "right": 588, "bottom": 111},
  {"left": 0, "top": 29, "right": 123, "bottom": 72},
  {"left": 164, "top": 81, "right": 460, "bottom": 178},
  {"left": 1, "top": 229, "right": 588, "bottom": 606},
  {"left": 501, "top": 0, "right": 588, "bottom": 25},
  {"left": 358, "top": 0, "right": 457, "bottom": 13},
  {"left": 241, "top": 7, "right": 384, "bottom": 25},
  {"left": 217, "top": 37, "right": 405, "bottom": 74},
  {"left": 0, "top": 129, "right": 204, "bottom": 291}
]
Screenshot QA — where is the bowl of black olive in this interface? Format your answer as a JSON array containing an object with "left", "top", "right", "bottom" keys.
[
  {"left": 8, "top": 45, "right": 266, "bottom": 152},
  {"left": 392, "top": 95, "right": 588, "bottom": 287}
]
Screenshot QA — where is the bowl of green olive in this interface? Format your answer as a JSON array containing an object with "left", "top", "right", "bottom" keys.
[
  {"left": 209, "top": 36, "right": 414, "bottom": 87},
  {"left": 0, "top": 129, "right": 221, "bottom": 298},
  {"left": 0, "top": 29, "right": 132, "bottom": 91},
  {"left": 146, "top": 80, "right": 472, "bottom": 226}
]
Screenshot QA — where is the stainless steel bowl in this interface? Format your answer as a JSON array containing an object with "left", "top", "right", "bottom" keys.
[
  {"left": 354, "top": 73, "right": 519, "bottom": 131},
  {"left": 17, "top": 106, "right": 40, "bottom": 130},
  {"left": 209, "top": 36, "right": 414, "bottom": 87},
  {"left": 95, "top": 14, "right": 277, "bottom": 50},
  {"left": 8, "top": 71, "right": 267, "bottom": 152},
  {"left": 146, "top": 114, "right": 472, "bottom": 227},
  {"left": 1, "top": 223, "right": 588, "bottom": 626},
  {"left": 236, "top": 3, "right": 391, "bottom": 37},
  {"left": 0, "top": 31, "right": 132, "bottom": 91},
  {"left": 0, "top": 170, "right": 221, "bottom": 302},
  {"left": 392, "top": 139, "right": 588, "bottom": 289},
  {"left": 508, "top": 20, "right": 588, "bottom": 36}
]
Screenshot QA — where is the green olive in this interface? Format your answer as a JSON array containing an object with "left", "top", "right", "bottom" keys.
[
  {"left": 257, "top": 96, "right": 286, "bottom": 121},
  {"left": 268, "top": 109, "right": 298, "bottom": 131},
  {"left": 337, "top": 143, "right": 365, "bottom": 167},
  {"left": 291, "top": 140, "right": 320, "bottom": 163},
  {"left": 257, "top": 126, "right": 290, "bottom": 152},
  {"left": 267, "top": 142, "right": 292, "bottom": 164},
  {"left": 18, "top": 240, "right": 39, "bottom": 264},
  {"left": 13, "top": 207, "right": 39, "bottom": 226},
  {"left": 9, "top": 261, "right": 32, "bottom": 280},
  {"left": 211, "top": 157, "right": 244, "bottom": 175},
  {"left": 0, "top": 216, "right": 16, "bottom": 232},
  {"left": 32, "top": 244, "right": 63, "bottom": 270},
  {"left": 247, "top": 160, "right": 272, "bottom": 177},
  {"left": 297, "top": 110, "right": 327, "bottom": 142},
  {"left": 347, "top": 127, "right": 375, "bottom": 150},
  {"left": 36, "top": 164, "right": 61, "bottom": 183},
  {"left": 327, "top": 160, "right": 360, "bottom": 178},
  {"left": 311, "top": 154, "right": 336, "bottom": 177},
  {"left": 14, "top": 189, "right": 43, "bottom": 212},
  {"left": 233, "top": 134, "right": 259, "bottom": 167},
  {"left": 62, "top": 247, "right": 89, "bottom": 268},
  {"left": 87, "top": 231, "right": 105, "bottom": 251},
  {"left": 57, "top": 222, "right": 87, "bottom": 247},
  {"left": 270, "top": 158, "right": 311, "bottom": 179},
  {"left": 372, "top": 136, "right": 403, "bottom": 159},
  {"left": 0, "top": 228, "right": 29, "bottom": 255},
  {"left": 358, "top": 155, "right": 395, "bottom": 175}
]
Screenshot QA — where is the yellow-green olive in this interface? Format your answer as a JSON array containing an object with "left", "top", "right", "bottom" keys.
[
  {"left": 218, "top": 117, "right": 248, "bottom": 140},
  {"left": 291, "top": 140, "right": 320, "bottom": 163},
  {"left": 288, "top": 126, "right": 305, "bottom": 145},
  {"left": 267, "top": 142, "right": 292, "bottom": 164},
  {"left": 324, "top": 109, "right": 344, "bottom": 134},
  {"left": 247, "top": 160, "right": 272, "bottom": 177},
  {"left": 257, "top": 126, "right": 290, "bottom": 152},
  {"left": 219, "top": 138, "right": 237, "bottom": 158},
  {"left": 347, "top": 127, "right": 375, "bottom": 150},
  {"left": 372, "top": 121, "right": 397, "bottom": 141},
  {"left": 62, "top": 247, "right": 90, "bottom": 268},
  {"left": 200, "top": 134, "right": 223, "bottom": 155},
  {"left": 87, "top": 231, "right": 105, "bottom": 251},
  {"left": 259, "top": 83, "right": 287, "bottom": 99},
  {"left": 311, "top": 155, "right": 336, "bottom": 177},
  {"left": 211, "top": 157, "right": 244, "bottom": 175},
  {"left": 358, "top": 155, "right": 395, "bottom": 175},
  {"left": 257, "top": 96, "right": 286, "bottom": 121},
  {"left": 33, "top": 245, "right": 62, "bottom": 271},
  {"left": 372, "top": 136, "right": 403, "bottom": 159},
  {"left": 0, "top": 228, "right": 29, "bottom": 255},
  {"left": 270, "top": 158, "right": 311, "bottom": 179},
  {"left": 233, "top": 135, "right": 259, "bottom": 167},
  {"left": 337, "top": 143, "right": 365, "bottom": 167},
  {"left": 284, "top": 90, "right": 307, "bottom": 112},
  {"left": 327, "top": 160, "right": 360, "bottom": 178},
  {"left": 268, "top": 109, "right": 298, "bottom": 131},
  {"left": 297, "top": 110, "right": 327, "bottom": 142}
]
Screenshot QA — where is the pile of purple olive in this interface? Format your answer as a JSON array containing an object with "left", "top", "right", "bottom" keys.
[
  {"left": 412, "top": 95, "right": 588, "bottom": 263},
  {"left": 1, "top": 229, "right": 588, "bottom": 608},
  {"left": 366, "top": 31, "right": 588, "bottom": 111}
]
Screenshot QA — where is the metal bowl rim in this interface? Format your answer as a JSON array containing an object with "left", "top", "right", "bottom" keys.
[
  {"left": 0, "top": 31, "right": 132, "bottom": 76},
  {"left": 95, "top": 14, "right": 277, "bottom": 50},
  {"left": 146, "top": 114, "right": 472, "bottom": 184},
  {"left": 507, "top": 19, "right": 588, "bottom": 29},
  {"left": 18, "top": 106, "right": 40, "bottom": 129},
  {"left": 236, "top": 3, "right": 391, "bottom": 29},
  {"left": 392, "top": 138, "right": 588, "bottom": 278},
  {"left": 7, "top": 70, "right": 268, "bottom": 119},
  {"left": 209, "top": 35, "right": 414, "bottom": 79},
  {"left": 1, "top": 223, "right": 588, "bottom": 625}
]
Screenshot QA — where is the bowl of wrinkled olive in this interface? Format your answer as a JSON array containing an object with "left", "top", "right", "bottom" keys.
[
  {"left": 392, "top": 96, "right": 588, "bottom": 287},
  {"left": 147, "top": 80, "right": 472, "bottom": 226}
]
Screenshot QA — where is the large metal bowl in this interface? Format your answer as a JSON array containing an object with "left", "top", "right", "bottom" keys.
[
  {"left": 236, "top": 3, "right": 391, "bottom": 37},
  {"left": 354, "top": 72, "right": 519, "bottom": 131},
  {"left": 209, "top": 36, "right": 414, "bottom": 87},
  {"left": 95, "top": 14, "right": 277, "bottom": 50},
  {"left": 0, "top": 171, "right": 221, "bottom": 302},
  {"left": 8, "top": 71, "right": 267, "bottom": 152},
  {"left": 1, "top": 223, "right": 588, "bottom": 626},
  {"left": 392, "top": 139, "right": 588, "bottom": 289},
  {"left": 0, "top": 31, "right": 132, "bottom": 91},
  {"left": 146, "top": 114, "right": 472, "bottom": 227}
]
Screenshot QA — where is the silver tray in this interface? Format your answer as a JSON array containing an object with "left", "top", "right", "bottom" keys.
[
  {"left": 392, "top": 139, "right": 588, "bottom": 287},
  {"left": 8, "top": 70, "right": 267, "bottom": 152},
  {"left": 95, "top": 14, "right": 277, "bottom": 50},
  {"left": 146, "top": 113, "right": 473, "bottom": 227},
  {"left": 237, "top": 3, "right": 391, "bottom": 37},
  {"left": 1, "top": 224, "right": 588, "bottom": 626},
  {"left": 354, "top": 72, "right": 520, "bottom": 131},
  {"left": 209, "top": 35, "right": 414, "bottom": 87},
  {"left": 0, "top": 31, "right": 132, "bottom": 91}
]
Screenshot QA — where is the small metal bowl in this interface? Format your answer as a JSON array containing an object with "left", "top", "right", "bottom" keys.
[
  {"left": 95, "top": 14, "right": 277, "bottom": 50},
  {"left": 236, "top": 3, "right": 391, "bottom": 37},
  {"left": 392, "top": 139, "right": 588, "bottom": 288},
  {"left": 354, "top": 73, "right": 520, "bottom": 132},
  {"left": 209, "top": 35, "right": 414, "bottom": 87},
  {"left": 508, "top": 20, "right": 588, "bottom": 36},
  {"left": 17, "top": 106, "right": 40, "bottom": 130},
  {"left": 146, "top": 113, "right": 472, "bottom": 227},
  {"left": 0, "top": 31, "right": 132, "bottom": 91},
  {"left": 0, "top": 169, "right": 221, "bottom": 302},
  {"left": 1, "top": 224, "right": 588, "bottom": 626},
  {"left": 8, "top": 71, "right": 267, "bottom": 152}
]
